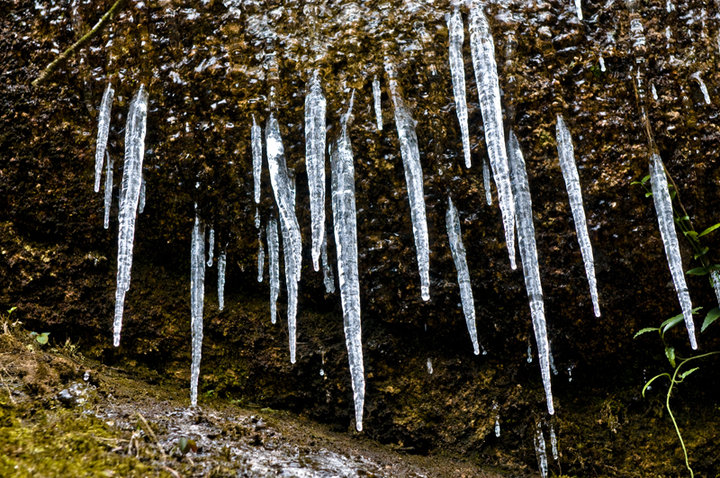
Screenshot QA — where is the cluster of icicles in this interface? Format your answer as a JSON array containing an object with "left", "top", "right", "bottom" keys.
[{"left": 94, "top": 3, "right": 700, "bottom": 443}]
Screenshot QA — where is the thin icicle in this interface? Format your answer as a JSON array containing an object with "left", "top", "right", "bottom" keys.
[
  {"left": 190, "top": 211, "right": 206, "bottom": 407},
  {"left": 207, "top": 228, "right": 215, "bottom": 267},
  {"left": 483, "top": 158, "right": 492, "bottom": 205},
  {"left": 267, "top": 216, "right": 280, "bottom": 325},
  {"left": 103, "top": 152, "right": 113, "bottom": 230},
  {"left": 257, "top": 225, "right": 265, "bottom": 283},
  {"left": 690, "top": 71, "right": 712, "bottom": 105},
  {"left": 321, "top": 234, "right": 335, "bottom": 293},
  {"left": 710, "top": 270, "right": 720, "bottom": 308},
  {"left": 330, "top": 91, "right": 365, "bottom": 432},
  {"left": 549, "top": 424, "right": 559, "bottom": 462},
  {"left": 426, "top": 358, "right": 433, "bottom": 374},
  {"left": 384, "top": 59, "right": 431, "bottom": 301},
  {"left": 138, "top": 176, "right": 146, "bottom": 214},
  {"left": 650, "top": 153, "right": 697, "bottom": 349},
  {"left": 534, "top": 423, "right": 549, "bottom": 478},
  {"left": 446, "top": 196, "right": 480, "bottom": 355},
  {"left": 113, "top": 85, "right": 148, "bottom": 347},
  {"left": 447, "top": 8, "right": 471, "bottom": 169},
  {"left": 469, "top": 4, "right": 516, "bottom": 269},
  {"left": 218, "top": 252, "right": 226, "bottom": 311},
  {"left": 574, "top": 0, "right": 583, "bottom": 21},
  {"left": 508, "top": 131, "right": 554, "bottom": 415},
  {"left": 252, "top": 115, "right": 263, "bottom": 204},
  {"left": 255, "top": 207, "right": 261, "bottom": 229},
  {"left": 494, "top": 416, "right": 501, "bottom": 437},
  {"left": 95, "top": 82, "right": 114, "bottom": 193},
  {"left": 555, "top": 115, "right": 601, "bottom": 318},
  {"left": 305, "top": 70, "right": 327, "bottom": 272},
  {"left": 372, "top": 75, "right": 383, "bottom": 130}
]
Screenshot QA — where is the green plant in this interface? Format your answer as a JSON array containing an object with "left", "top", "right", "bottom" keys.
[{"left": 29, "top": 331, "right": 50, "bottom": 346}]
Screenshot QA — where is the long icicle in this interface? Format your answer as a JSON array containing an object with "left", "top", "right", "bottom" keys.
[
  {"left": 650, "top": 153, "right": 697, "bottom": 349},
  {"left": 95, "top": 82, "right": 114, "bottom": 192},
  {"left": 508, "top": 130, "right": 554, "bottom": 415},
  {"left": 446, "top": 196, "right": 480, "bottom": 355},
  {"left": 252, "top": 115, "right": 263, "bottom": 205},
  {"left": 555, "top": 115, "right": 601, "bottom": 317},
  {"left": 218, "top": 251, "right": 226, "bottom": 311},
  {"left": 113, "top": 84, "right": 148, "bottom": 347},
  {"left": 447, "top": 9, "right": 472, "bottom": 169},
  {"left": 469, "top": 4, "right": 516, "bottom": 269},
  {"left": 385, "top": 58, "right": 431, "bottom": 301},
  {"left": 305, "top": 70, "right": 327, "bottom": 271},
  {"left": 190, "top": 210, "right": 206, "bottom": 407},
  {"left": 103, "top": 152, "right": 113, "bottom": 229},
  {"left": 330, "top": 91, "right": 365, "bottom": 431},
  {"left": 267, "top": 216, "right": 280, "bottom": 325}
]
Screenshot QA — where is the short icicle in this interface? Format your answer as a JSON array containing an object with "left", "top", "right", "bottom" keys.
[
  {"left": 257, "top": 223, "right": 265, "bottom": 283},
  {"left": 218, "top": 251, "right": 226, "bottom": 311},
  {"left": 103, "top": 152, "right": 113, "bottom": 229},
  {"left": 555, "top": 115, "right": 601, "bottom": 317},
  {"left": 190, "top": 210, "right": 206, "bottom": 407},
  {"left": 508, "top": 130, "right": 554, "bottom": 415},
  {"left": 650, "top": 153, "right": 697, "bottom": 349},
  {"left": 446, "top": 8, "right": 472, "bottom": 169},
  {"left": 266, "top": 114, "right": 302, "bottom": 362},
  {"left": 321, "top": 234, "right": 335, "bottom": 294},
  {"left": 305, "top": 70, "right": 327, "bottom": 272},
  {"left": 384, "top": 58, "right": 431, "bottom": 301},
  {"left": 206, "top": 228, "right": 215, "bottom": 267},
  {"left": 252, "top": 115, "right": 263, "bottom": 204},
  {"left": 113, "top": 85, "right": 148, "bottom": 347},
  {"left": 372, "top": 75, "right": 383, "bottom": 130},
  {"left": 267, "top": 216, "right": 280, "bottom": 325},
  {"left": 534, "top": 422, "right": 549, "bottom": 478},
  {"left": 330, "top": 91, "right": 365, "bottom": 432},
  {"left": 445, "top": 196, "right": 480, "bottom": 355},
  {"left": 95, "top": 82, "right": 114, "bottom": 193},
  {"left": 468, "top": 4, "right": 516, "bottom": 269}
]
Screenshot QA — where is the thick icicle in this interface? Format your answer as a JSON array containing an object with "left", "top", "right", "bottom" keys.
[
  {"left": 330, "top": 92, "right": 365, "bottom": 432},
  {"left": 267, "top": 216, "right": 280, "bottom": 325},
  {"left": 138, "top": 177, "right": 146, "bottom": 214},
  {"left": 468, "top": 5, "right": 516, "bottom": 269},
  {"left": 257, "top": 225, "right": 265, "bottom": 283},
  {"left": 113, "top": 85, "right": 148, "bottom": 347},
  {"left": 555, "top": 115, "right": 601, "bottom": 318},
  {"left": 372, "top": 75, "right": 383, "bottom": 131},
  {"left": 650, "top": 153, "right": 697, "bottom": 349},
  {"left": 190, "top": 211, "right": 206, "bottom": 407},
  {"left": 384, "top": 59, "right": 431, "bottom": 301},
  {"left": 252, "top": 115, "right": 263, "bottom": 204},
  {"left": 94, "top": 82, "right": 114, "bottom": 193},
  {"left": 305, "top": 70, "right": 327, "bottom": 272},
  {"left": 507, "top": 130, "right": 554, "bottom": 415},
  {"left": 574, "top": 0, "right": 583, "bottom": 21},
  {"left": 321, "top": 234, "right": 335, "bottom": 293},
  {"left": 447, "top": 8, "right": 471, "bottom": 169},
  {"left": 266, "top": 114, "right": 302, "bottom": 363},
  {"left": 103, "top": 152, "right": 113, "bottom": 230},
  {"left": 446, "top": 196, "right": 480, "bottom": 355},
  {"left": 534, "top": 423, "right": 549, "bottom": 478},
  {"left": 218, "top": 252, "right": 226, "bottom": 311},
  {"left": 207, "top": 228, "right": 215, "bottom": 267}
]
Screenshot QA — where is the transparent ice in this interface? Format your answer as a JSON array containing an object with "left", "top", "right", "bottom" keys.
[
  {"left": 534, "top": 422, "right": 548, "bottom": 478},
  {"left": 447, "top": 9, "right": 471, "bottom": 168},
  {"left": 322, "top": 234, "right": 335, "bottom": 294},
  {"left": 207, "top": 228, "right": 215, "bottom": 267},
  {"left": 95, "top": 82, "right": 114, "bottom": 193},
  {"left": 103, "top": 152, "right": 113, "bottom": 230},
  {"left": 252, "top": 115, "right": 263, "bottom": 204},
  {"left": 218, "top": 251, "right": 226, "bottom": 311},
  {"left": 190, "top": 211, "right": 206, "bottom": 407},
  {"left": 305, "top": 70, "right": 327, "bottom": 271},
  {"left": 267, "top": 216, "right": 280, "bottom": 325},
  {"left": 372, "top": 75, "right": 383, "bottom": 131}
]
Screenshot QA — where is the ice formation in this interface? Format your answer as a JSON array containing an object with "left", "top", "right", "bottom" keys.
[
  {"left": 321, "top": 234, "right": 335, "bottom": 294},
  {"left": 103, "top": 152, "right": 113, "bottom": 230},
  {"left": 207, "top": 228, "right": 215, "bottom": 267},
  {"left": 372, "top": 75, "right": 383, "bottom": 130},
  {"left": 252, "top": 115, "right": 262, "bottom": 204},
  {"left": 257, "top": 225, "right": 265, "bottom": 283},
  {"left": 483, "top": 158, "right": 492, "bottom": 205},
  {"left": 113, "top": 85, "right": 148, "bottom": 347},
  {"left": 494, "top": 416, "right": 501, "bottom": 437},
  {"left": 469, "top": 4, "right": 516, "bottom": 269},
  {"left": 94, "top": 82, "right": 114, "bottom": 193},
  {"left": 385, "top": 59, "right": 430, "bottom": 301},
  {"left": 534, "top": 423, "right": 549, "bottom": 478},
  {"left": 305, "top": 70, "right": 327, "bottom": 271},
  {"left": 446, "top": 196, "right": 480, "bottom": 355},
  {"left": 507, "top": 130, "right": 554, "bottom": 415},
  {"left": 574, "top": 0, "right": 583, "bottom": 20},
  {"left": 330, "top": 92, "right": 365, "bottom": 432},
  {"left": 138, "top": 177, "right": 146, "bottom": 214},
  {"left": 549, "top": 424, "right": 559, "bottom": 462},
  {"left": 555, "top": 115, "right": 601, "bottom": 318},
  {"left": 650, "top": 153, "right": 697, "bottom": 349},
  {"left": 190, "top": 211, "right": 206, "bottom": 407},
  {"left": 218, "top": 251, "right": 226, "bottom": 311},
  {"left": 710, "top": 270, "right": 720, "bottom": 307},
  {"left": 267, "top": 216, "right": 280, "bottom": 325},
  {"left": 447, "top": 8, "right": 471, "bottom": 169},
  {"left": 690, "top": 71, "right": 711, "bottom": 105}
]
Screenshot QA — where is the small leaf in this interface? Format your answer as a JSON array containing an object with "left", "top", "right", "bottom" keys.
[
  {"left": 693, "top": 247, "right": 710, "bottom": 259},
  {"left": 634, "top": 327, "right": 659, "bottom": 338},
  {"left": 679, "top": 367, "right": 699, "bottom": 380},
  {"left": 686, "top": 267, "right": 708, "bottom": 276},
  {"left": 640, "top": 174, "right": 651, "bottom": 185},
  {"left": 701, "top": 308, "right": 720, "bottom": 333},
  {"left": 645, "top": 192, "right": 653, "bottom": 197},
  {"left": 683, "top": 230, "right": 698, "bottom": 239},
  {"left": 698, "top": 223, "right": 720, "bottom": 238},
  {"left": 665, "top": 346, "right": 676, "bottom": 368},
  {"left": 36, "top": 332, "right": 49, "bottom": 345},
  {"left": 7, "top": 306, "right": 17, "bottom": 315}
]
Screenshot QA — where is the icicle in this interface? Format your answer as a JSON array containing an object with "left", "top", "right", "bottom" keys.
[
  {"left": 710, "top": 270, "right": 720, "bottom": 308},
  {"left": 469, "top": 5, "right": 516, "bottom": 269},
  {"left": 508, "top": 130, "right": 554, "bottom": 415},
  {"left": 574, "top": 0, "right": 583, "bottom": 20},
  {"left": 690, "top": 71, "right": 711, "bottom": 105},
  {"left": 494, "top": 416, "right": 501, "bottom": 437},
  {"left": 599, "top": 55, "right": 606, "bottom": 72},
  {"left": 483, "top": 158, "right": 492, "bottom": 205},
  {"left": 650, "top": 154, "right": 697, "bottom": 349},
  {"left": 95, "top": 82, "right": 114, "bottom": 193},
  {"left": 266, "top": 113, "right": 302, "bottom": 362},
  {"left": 103, "top": 152, "right": 113, "bottom": 230},
  {"left": 267, "top": 216, "right": 280, "bottom": 325},
  {"left": 321, "top": 234, "right": 335, "bottom": 293},
  {"left": 206, "top": 228, "right": 215, "bottom": 267},
  {"left": 549, "top": 424, "right": 559, "bottom": 462},
  {"left": 426, "top": 358, "right": 433, "bottom": 374},
  {"left": 305, "top": 70, "right": 327, "bottom": 272},
  {"left": 252, "top": 115, "right": 262, "bottom": 204},
  {"left": 447, "top": 8, "right": 471, "bottom": 169},
  {"left": 666, "top": 0, "right": 675, "bottom": 12},
  {"left": 190, "top": 210, "right": 206, "bottom": 407},
  {"left": 257, "top": 225, "right": 265, "bottom": 283},
  {"left": 527, "top": 341, "right": 533, "bottom": 363},
  {"left": 446, "top": 196, "right": 480, "bottom": 355},
  {"left": 651, "top": 84, "right": 658, "bottom": 101},
  {"left": 555, "top": 115, "right": 601, "bottom": 318},
  {"left": 330, "top": 91, "right": 365, "bottom": 432},
  {"left": 372, "top": 75, "right": 383, "bottom": 131},
  {"left": 384, "top": 59, "right": 431, "bottom": 301},
  {"left": 255, "top": 207, "right": 261, "bottom": 229},
  {"left": 138, "top": 176, "right": 146, "bottom": 214},
  {"left": 113, "top": 85, "right": 148, "bottom": 347},
  {"left": 218, "top": 252, "right": 226, "bottom": 311},
  {"left": 534, "top": 423, "right": 549, "bottom": 478}
]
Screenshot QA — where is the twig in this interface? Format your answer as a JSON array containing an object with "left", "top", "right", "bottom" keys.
[
  {"left": 136, "top": 412, "right": 167, "bottom": 461},
  {"left": 0, "top": 367, "right": 16, "bottom": 404},
  {"left": 32, "top": 0, "right": 127, "bottom": 87}
]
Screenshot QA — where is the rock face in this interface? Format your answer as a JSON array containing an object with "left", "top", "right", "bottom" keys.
[{"left": 1, "top": 0, "right": 720, "bottom": 475}]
